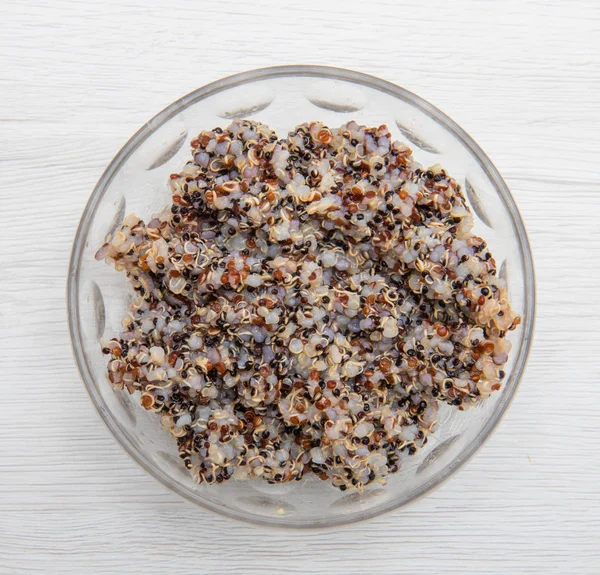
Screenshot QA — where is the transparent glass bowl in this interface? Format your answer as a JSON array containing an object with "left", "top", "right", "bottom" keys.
[{"left": 68, "top": 66, "right": 535, "bottom": 527}]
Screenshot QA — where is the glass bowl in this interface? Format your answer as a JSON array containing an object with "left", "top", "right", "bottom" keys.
[{"left": 68, "top": 65, "right": 535, "bottom": 528}]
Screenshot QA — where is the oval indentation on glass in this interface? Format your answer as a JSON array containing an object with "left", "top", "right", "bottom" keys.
[
  {"left": 112, "top": 387, "right": 137, "bottom": 426},
  {"left": 236, "top": 495, "right": 296, "bottom": 516},
  {"left": 330, "top": 487, "right": 386, "bottom": 509},
  {"left": 147, "top": 131, "right": 188, "bottom": 170},
  {"left": 155, "top": 450, "right": 183, "bottom": 468},
  {"left": 395, "top": 120, "right": 440, "bottom": 154},
  {"left": 499, "top": 260, "right": 509, "bottom": 295},
  {"left": 217, "top": 100, "right": 273, "bottom": 119},
  {"left": 465, "top": 179, "right": 493, "bottom": 228},
  {"left": 107, "top": 196, "right": 126, "bottom": 238},
  {"left": 307, "top": 98, "right": 363, "bottom": 113},
  {"left": 305, "top": 81, "right": 366, "bottom": 113},
  {"left": 92, "top": 281, "right": 106, "bottom": 340},
  {"left": 417, "top": 435, "right": 459, "bottom": 474},
  {"left": 215, "top": 83, "right": 274, "bottom": 120}
]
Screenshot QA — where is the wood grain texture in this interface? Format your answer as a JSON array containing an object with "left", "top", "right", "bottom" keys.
[{"left": 1, "top": 0, "right": 599, "bottom": 573}]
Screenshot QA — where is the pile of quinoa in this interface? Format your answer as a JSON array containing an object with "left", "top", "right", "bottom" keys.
[{"left": 97, "top": 120, "right": 520, "bottom": 491}]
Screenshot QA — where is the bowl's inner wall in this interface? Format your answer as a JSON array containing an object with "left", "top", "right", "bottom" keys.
[{"left": 73, "top": 70, "right": 529, "bottom": 526}]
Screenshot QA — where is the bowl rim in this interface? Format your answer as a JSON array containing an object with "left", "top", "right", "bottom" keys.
[{"left": 67, "top": 64, "right": 535, "bottom": 528}]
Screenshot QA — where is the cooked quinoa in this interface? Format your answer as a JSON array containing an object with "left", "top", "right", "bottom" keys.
[{"left": 96, "top": 120, "right": 520, "bottom": 491}]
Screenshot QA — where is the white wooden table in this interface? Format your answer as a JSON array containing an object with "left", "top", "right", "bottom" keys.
[{"left": 2, "top": 1, "right": 599, "bottom": 573}]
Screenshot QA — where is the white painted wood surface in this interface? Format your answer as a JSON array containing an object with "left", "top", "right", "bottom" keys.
[{"left": 1, "top": 0, "right": 599, "bottom": 573}]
